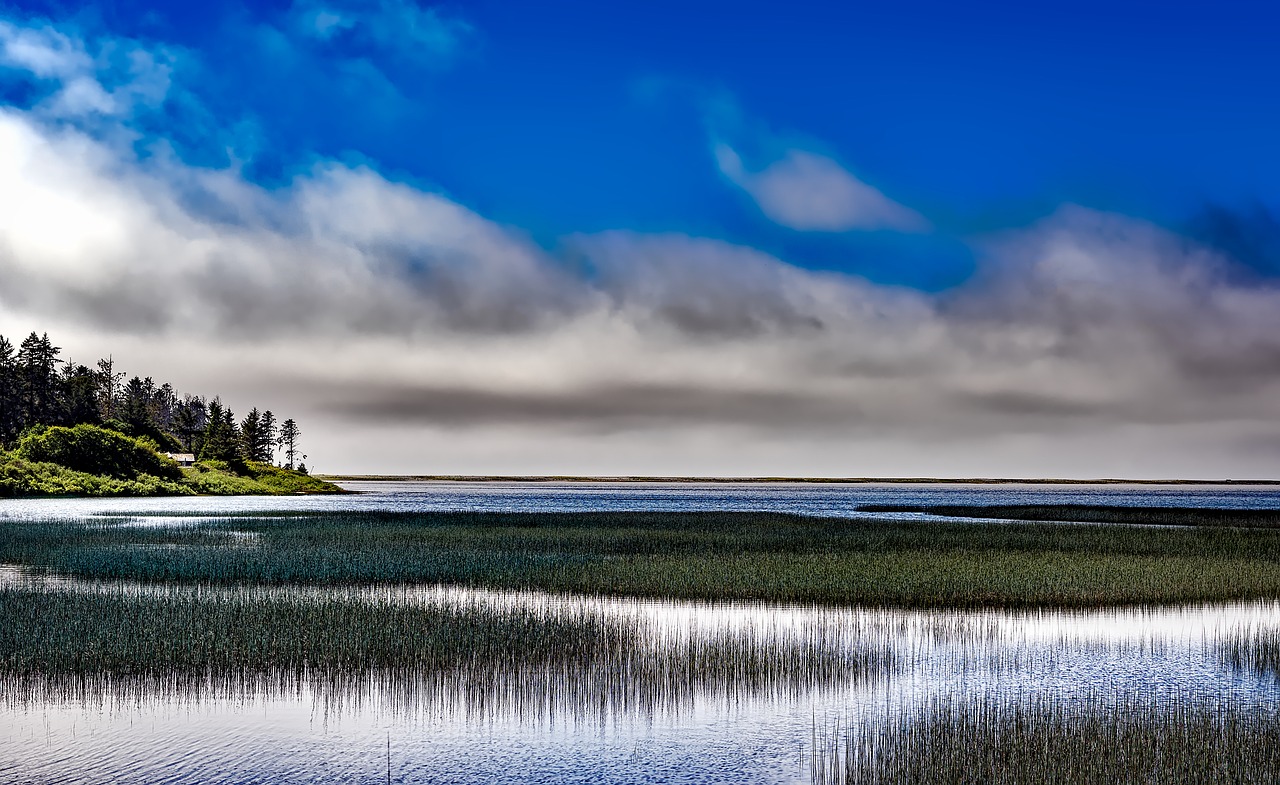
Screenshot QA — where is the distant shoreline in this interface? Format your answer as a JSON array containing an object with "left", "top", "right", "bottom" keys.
[{"left": 319, "top": 475, "right": 1280, "bottom": 486}]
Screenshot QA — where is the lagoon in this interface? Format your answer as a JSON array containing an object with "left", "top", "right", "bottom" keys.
[{"left": 3, "top": 482, "right": 1280, "bottom": 784}]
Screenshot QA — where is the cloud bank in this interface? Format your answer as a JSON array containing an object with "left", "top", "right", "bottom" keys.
[{"left": 1, "top": 15, "right": 1278, "bottom": 477}]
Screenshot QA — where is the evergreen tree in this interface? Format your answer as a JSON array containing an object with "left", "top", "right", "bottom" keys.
[
  {"left": 278, "top": 418, "right": 300, "bottom": 470},
  {"left": 260, "top": 410, "right": 278, "bottom": 465},
  {"left": 121, "top": 377, "right": 152, "bottom": 435},
  {"left": 173, "top": 395, "right": 207, "bottom": 453},
  {"left": 240, "top": 408, "right": 265, "bottom": 462},
  {"left": 17, "top": 332, "right": 60, "bottom": 428},
  {"left": 200, "top": 398, "right": 239, "bottom": 462},
  {"left": 59, "top": 362, "right": 102, "bottom": 426},
  {"left": 154, "top": 383, "right": 177, "bottom": 434},
  {"left": 0, "top": 335, "right": 18, "bottom": 446},
  {"left": 95, "top": 356, "right": 124, "bottom": 422}
]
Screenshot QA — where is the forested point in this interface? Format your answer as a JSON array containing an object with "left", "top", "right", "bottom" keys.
[{"left": 0, "top": 331, "right": 338, "bottom": 497}]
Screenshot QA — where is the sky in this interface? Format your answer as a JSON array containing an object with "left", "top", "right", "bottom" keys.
[{"left": 0, "top": 0, "right": 1279, "bottom": 478}]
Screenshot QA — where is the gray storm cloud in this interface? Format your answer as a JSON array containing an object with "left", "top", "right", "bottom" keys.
[{"left": 0, "top": 29, "right": 1279, "bottom": 475}]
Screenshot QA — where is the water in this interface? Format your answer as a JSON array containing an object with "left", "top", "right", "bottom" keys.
[
  {"left": 2, "top": 482, "right": 1280, "bottom": 784},
  {"left": 2, "top": 479, "right": 1279, "bottom": 519}
]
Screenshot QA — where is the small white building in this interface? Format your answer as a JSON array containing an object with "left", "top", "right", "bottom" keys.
[{"left": 166, "top": 453, "right": 196, "bottom": 468}]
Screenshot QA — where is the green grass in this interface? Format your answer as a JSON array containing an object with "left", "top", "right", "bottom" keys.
[
  {"left": 859, "top": 503, "right": 1280, "bottom": 527},
  {"left": 0, "top": 453, "right": 193, "bottom": 497},
  {"left": 181, "top": 460, "right": 341, "bottom": 495},
  {"left": 816, "top": 698, "right": 1280, "bottom": 785},
  {"left": 8, "top": 510, "right": 1280, "bottom": 606},
  {"left": 0, "top": 586, "right": 882, "bottom": 713},
  {"left": 0, "top": 448, "right": 341, "bottom": 497}
]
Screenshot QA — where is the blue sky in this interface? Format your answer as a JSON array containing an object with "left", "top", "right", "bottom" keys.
[
  {"left": 5, "top": 0, "right": 1279, "bottom": 290},
  {"left": 1, "top": 0, "right": 1280, "bottom": 476}
]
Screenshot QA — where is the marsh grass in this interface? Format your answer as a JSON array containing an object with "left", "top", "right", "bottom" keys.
[
  {"left": 816, "top": 697, "right": 1280, "bottom": 785},
  {"left": 859, "top": 504, "right": 1280, "bottom": 528},
  {"left": 0, "top": 585, "right": 885, "bottom": 718},
  {"left": 8, "top": 510, "right": 1280, "bottom": 606}
]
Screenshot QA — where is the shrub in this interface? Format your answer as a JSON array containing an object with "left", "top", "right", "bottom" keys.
[
  {"left": 0, "top": 454, "right": 191, "bottom": 497},
  {"left": 17, "top": 424, "right": 182, "bottom": 481}
]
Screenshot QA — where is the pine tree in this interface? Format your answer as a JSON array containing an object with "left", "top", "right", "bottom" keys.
[
  {"left": 278, "top": 418, "right": 300, "bottom": 470},
  {"left": 200, "top": 398, "right": 239, "bottom": 462},
  {"left": 17, "top": 332, "right": 60, "bottom": 429},
  {"left": 95, "top": 356, "right": 124, "bottom": 422},
  {"left": 154, "top": 383, "right": 177, "bottom": 433},
  {"left": 240, "top": 408, "right": 263, "bottom": 463},
  {"left": 60, "top": 362, "right": 101, "bottom": 426},
  {"left": 174, "top": 395, "right": 207, "bottom": 453},
  {"left": 0, "top": 335, "right": 18, "bottom": 446},
  {"left": 260, "top": 410, "right": 278, "bottom": 465},
  {"left": 121, "top": 377, "right": 152, "bottom": 435}
]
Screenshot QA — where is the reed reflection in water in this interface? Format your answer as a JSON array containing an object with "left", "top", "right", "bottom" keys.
[
  {"left": 0, "top": 577, "right": 889, "bottom": 724},
  {"left": 6, "top": 568, "right": 1280, "bottom": 783}
]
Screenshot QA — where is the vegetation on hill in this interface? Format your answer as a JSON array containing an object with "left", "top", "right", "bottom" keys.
[
  {"left": 0, "top": 330, "right": 334, "bottom": 496},
  {"left": 0, "top": 426, "right": 340, "bottom": 497},
  {"left": 0, "top": 330, "right": 308, "bottom": 469},
  {"left": 16, "top": 423, "right": 182, "bottom": 480}
]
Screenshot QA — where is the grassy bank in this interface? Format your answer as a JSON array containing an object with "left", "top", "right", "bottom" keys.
[
  {"left": 0, "top": 424, "right": 340, "bottom": 497},
  {"left": 8, "top": 511, "right": 1280, "bottom": 606},
  {"left": 0, "top": 453, "right": 340, "bottom": 496},
  {"left": 180, "top": 460, "right": 342, "bottom": 495}
]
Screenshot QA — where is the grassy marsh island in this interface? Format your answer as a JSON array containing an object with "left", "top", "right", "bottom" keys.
[
  {"left": 8, "top": 509, "right": 1280, "bottom": 607},
  {"left": 859, "top": 503, "right": 1280, "bottom": 527}
]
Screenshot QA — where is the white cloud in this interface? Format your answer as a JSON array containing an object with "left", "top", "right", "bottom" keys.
[
  {"left": 1, "top": 16, "right": 1279, "bottom": 477},
  {"left": 715, "top": 143, "right": 928, "bottom": 232},
  {"left": 290, "top": 0, "right": 472, "bottom": 63},
  {"left": 0, "top": 20, "right": 173, "bottom": 119}
]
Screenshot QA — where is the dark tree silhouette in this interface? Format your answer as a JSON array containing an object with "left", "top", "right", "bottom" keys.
[
  {"left": 260, "top": 410, "right": 278, "bottom": 465},
  {"left": 95, "top": 356, "right": 124, "bottom": 422},
  {"left": 0, "top": 336, "right": 19, "bottom": 445},
  {"left": 0, "top": 330, "right": 308, "bottom": 467},
  {"left": 279, "top": 418, "right": 300, "bottom": 470},
  {"left": 18, "top": 333, "right": 60, "bottom": 427}
]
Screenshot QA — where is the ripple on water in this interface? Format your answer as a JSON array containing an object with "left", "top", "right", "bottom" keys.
[{"left": 4, "top": 484, "right": 1280, "bottom": 783}]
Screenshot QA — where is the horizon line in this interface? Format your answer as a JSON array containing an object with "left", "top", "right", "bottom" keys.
[{"left": 317, "top": 475, "right": 1280, "bottom": 486}]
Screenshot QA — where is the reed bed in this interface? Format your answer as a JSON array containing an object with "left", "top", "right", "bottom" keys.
[
  {"left": 7, "top": 510, "right": 1280, "bottom": 606},
  {"left": 816, "top": 697, "right": 1280, "bottom": 785},
  {"left": 0, "top": 586, "right": 886, "bottom": 718},
  {"left": 859, "top": 503, "right": 1280, "bottom": 528}
]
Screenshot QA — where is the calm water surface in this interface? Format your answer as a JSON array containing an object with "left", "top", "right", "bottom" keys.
[{"left": 2, "top": 482, "right": 1279, "bottom": 784}]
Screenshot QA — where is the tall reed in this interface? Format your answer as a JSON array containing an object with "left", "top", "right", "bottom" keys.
[
  {"left": 816, "top": 696, "right": 1280, "bottom": 785},
  {"left": 0, "top": 586, "right": 887, "bottom": 719}
]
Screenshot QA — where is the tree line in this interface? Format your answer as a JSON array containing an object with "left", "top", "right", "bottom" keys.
[{"left": 0, "top": 332, "right": 306, "bottom": 470}]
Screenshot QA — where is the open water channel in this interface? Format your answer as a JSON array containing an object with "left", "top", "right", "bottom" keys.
[{"left": 3, "top": 481, "right": 1280, "bottom": 784}]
